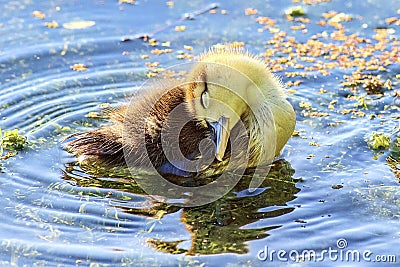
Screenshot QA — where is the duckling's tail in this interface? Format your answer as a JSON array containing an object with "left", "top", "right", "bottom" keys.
[{"left": 62, "top": 129, "right": 125, "bottom": 166}]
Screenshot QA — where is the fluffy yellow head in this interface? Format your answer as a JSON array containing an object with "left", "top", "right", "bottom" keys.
[
  {"left": 185, "top": 47, "right": 295, "bottom": 160},
  {"left": 186, "top": 62, "right": 246, "bottom": 125}
]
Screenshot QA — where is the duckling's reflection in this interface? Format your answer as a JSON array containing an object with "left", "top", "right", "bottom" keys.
[{"left": 62, "top": 159, "right": 299, "bottom": 255}]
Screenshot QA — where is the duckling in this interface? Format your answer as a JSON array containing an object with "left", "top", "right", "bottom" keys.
[{"left": 64, "top": 47, "right": 296, "bottom": 177}]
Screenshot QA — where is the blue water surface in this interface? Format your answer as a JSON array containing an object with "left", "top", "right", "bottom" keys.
[{"left": 1, "top": 0, "right": 400, "bottom": 266}]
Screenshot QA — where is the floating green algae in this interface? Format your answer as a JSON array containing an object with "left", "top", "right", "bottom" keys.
[
  {"left": 365, "top": 131, "right": 391, "bottom": 150},
  {"left": 0, "top": 128, "right": 27, "bottom": 151}
]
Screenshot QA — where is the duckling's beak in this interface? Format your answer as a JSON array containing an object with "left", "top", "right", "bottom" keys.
[{"left": 209, "top": 116, "right": 230, "bottom": 161}]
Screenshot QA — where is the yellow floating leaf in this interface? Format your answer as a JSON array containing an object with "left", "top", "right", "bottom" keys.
[
  {"left": 151, "top": 49, "right": 164, "bottom": 55},
  {"left": 45, "top": 21, "right": 59, "bottom": 28},
  {"left": 175, "top": 25, "right": 186, "bottom": 32},
  {"left": 70, "top": 63, "right": 88, "bottom": 71},
  {"left": 149, "top": 39, "right": 158, "bottom": 46},
  {"left": 245, "top": 8, "right": 258, "bottom": 15},
  {"left": 63, "top": 20, "right": 96, "bottom": 29},
  {"left": 119, "top": 0, "right": 135, "bottom": 4},
  {"left": 32, "top": 10, "right": 46, "bottom": 19}
]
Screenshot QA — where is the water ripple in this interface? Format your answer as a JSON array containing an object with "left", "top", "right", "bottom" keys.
[{"left": 0, "top": 39, "right": 147, "bottom": 137}]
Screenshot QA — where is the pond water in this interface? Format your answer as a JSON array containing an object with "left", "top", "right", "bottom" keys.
[{"left": 1, "top": 0, "right": 400, "bottom": 266}]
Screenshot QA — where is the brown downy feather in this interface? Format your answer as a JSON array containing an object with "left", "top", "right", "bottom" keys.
[{"left": 63, "top": 80, "right": 211, "bottom": 172}]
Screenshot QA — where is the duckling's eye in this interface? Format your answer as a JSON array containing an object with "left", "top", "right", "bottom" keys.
[{"left": 200, "top": 90, "right": 209, "bottom": 109}]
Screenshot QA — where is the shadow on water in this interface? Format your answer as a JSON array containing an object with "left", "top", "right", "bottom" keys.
[{"left": 62, "top": 159, "right": 300, "bottom": 255}]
